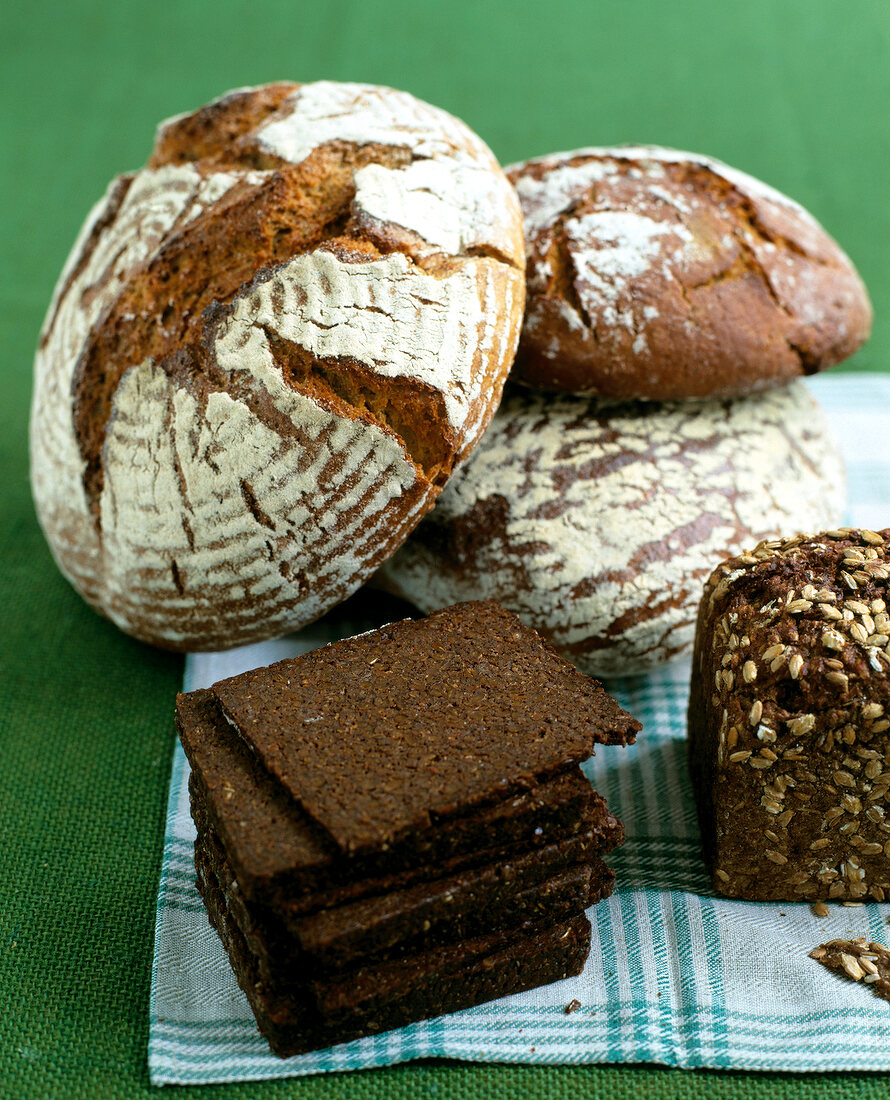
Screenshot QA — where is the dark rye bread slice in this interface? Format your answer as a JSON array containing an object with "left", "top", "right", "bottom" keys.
[
  {"left": 194, "top": 818, "right": 615, "bottom": 975},
  {"left": 196, "top": 849, "right": 591, "bottom": 1057},
  {"left": 287, "top": 844, "right": 612, "bottom": 972},
  {"left": 195, "top": 837, "right": 604, "bottom": 985},
  {"left": 190, "top": 780, "right": 619, "bottom": 924},
  {"left": 181, "top": 688, "right": 607, "bottom": 907},
  {"left": 208, "top": 601, "right": 639, "bottom": 855},
  {"left": 312, "top": 910, "right": 590, "bottom": 1028}
]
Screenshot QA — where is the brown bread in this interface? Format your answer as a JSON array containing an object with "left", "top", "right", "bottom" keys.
[
  {"left": 177, "top": 600, "right": 635, "bottom": 1055},
  {"left": 379, "top": 384, "right": 845, "bottom": 677},
  {"left": 507, "top": 145, "right": 871, "bottom": 399},
  {"left": 32, "top": 82, "right": 524, "bottom": 650},
  {"left": 689, "top": 529, "right": 890, "bottom": 901},
  {"left": 197, "top": 846, "right": 592, "bottom": 1058}
]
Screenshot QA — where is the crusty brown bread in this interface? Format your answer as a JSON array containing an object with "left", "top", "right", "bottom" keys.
[
  {"left": 31, "top": 82, "right": 524, "bottom": 650},
  {"left": 689, "top": 529, "right": 890, "bottom": 901},
  {"left": 378, "top": 382, "right": 845, "bottom": 677},
  {"left": 507, "top": 145, "right": 872, "bottom": 399}
]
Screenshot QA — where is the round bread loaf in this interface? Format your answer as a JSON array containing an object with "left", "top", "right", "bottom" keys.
[
  {"left": 31, "top": 82, "right": 525, "bottom": 650},
  {"left": 378, "top": 382, "right": 846, "bottom": 677},
  {"left": 507, "top": 146, "right": 872, "bottom": 399}
]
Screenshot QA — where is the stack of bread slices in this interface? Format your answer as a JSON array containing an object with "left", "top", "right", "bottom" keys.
[{"left": 176, "top": 601, "right": 640, "bottom": 1055}]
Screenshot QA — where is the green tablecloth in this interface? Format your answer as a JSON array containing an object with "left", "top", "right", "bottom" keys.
[{"left": 2, "top": 2, "right": 888, "bottom": 1095}]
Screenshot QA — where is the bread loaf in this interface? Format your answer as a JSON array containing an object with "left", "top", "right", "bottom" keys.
[
  {"left": 688, "top": 529, "right": 890, "bottom": 901},
  {"left": 378, "top": 383, "right": 846, "bottom": 677},
  {"left": 30, "top": 82, "right": 524, "bottom": 650},
  {"left": 507, "top": 146, "right": 872, "bottom": 399}
]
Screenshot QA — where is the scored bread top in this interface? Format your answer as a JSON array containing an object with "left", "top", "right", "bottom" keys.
[
  {"left": 378, "top": 383, "right": 846, "bottom": 677},
  {"left": 206, "top": 601, "right": 639, "bottom": 854},
  {"left": 31, "top": 82, "right": 524, "bottom": 650},
  {"left": 507, "top": 145, "right": 872, "bottom": 399}
]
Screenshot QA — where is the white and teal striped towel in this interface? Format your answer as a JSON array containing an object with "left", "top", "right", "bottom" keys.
[{"left": 149, "top": 374, "right": 890, "bottom": 1086}]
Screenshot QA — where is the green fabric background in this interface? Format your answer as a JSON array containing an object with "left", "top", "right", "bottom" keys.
[{"left": 1, "top": 0, "right": 887, "bottom": 1095}]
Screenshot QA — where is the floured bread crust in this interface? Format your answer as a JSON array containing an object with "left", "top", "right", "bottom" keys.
[
  {"left": 378, "top": 382, "right": 846, "bottom": 677},
  {"left": 31, "top": 82, "right": 524, "bottom": 650},
  {"left": 507, "top": 146, "right": 872, "bottom": 399}
]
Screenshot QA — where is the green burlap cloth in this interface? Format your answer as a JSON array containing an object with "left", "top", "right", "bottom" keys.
[{"left": 2, "top": 1, "right": 888, "bottom": 1095}]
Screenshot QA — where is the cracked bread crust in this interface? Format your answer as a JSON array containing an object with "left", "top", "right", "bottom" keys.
[
  {"left": 31, "top": 81, "right": 524, "bottom": 650},
  {"left": 379, "top": 383, "right": 845, "bottom": 677},
  {"left": 507, "top": 145, "right": 872, "bottom": 399},
  {"left": 689, "top": 529, "right": 890, "bottom": 901}
]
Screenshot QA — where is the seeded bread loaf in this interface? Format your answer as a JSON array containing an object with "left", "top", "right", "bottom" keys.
[
  {"left": 378, "top": 383, "right": 845, "bottom": 677},
  {"left": 181, "top": 690, "right": 616, "bottom": 909},
  {"left": 507, "top": 146, "right": 872, "bottom": 399},
  {"left": 31, "top": 82, "right": 524, "bottom": 650},
  {"left": 689, "top": 529, "right": 890, "bottom": 902}
]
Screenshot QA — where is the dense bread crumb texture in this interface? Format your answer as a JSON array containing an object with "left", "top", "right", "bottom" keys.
[
  {"left": 286, "top": 848, "right": 612, "bottom": 974},
  {"left": 689, "top": 529, "right": 890, "bottom": 902},
  {"left": 194, "top": 817, "right": 612, "bottom": 977},
  {"left": 196, "top": 601, "right": 639, "bottom": 857},
  {"left": 507, "top": 145, "right": 872, "bottom": 399},
  {"left": 197, "top": 835, "right": 592, "bottom": 1058},
  {"left": 176, "top": 600, "right": 631, "bottom": 1055},
  {"left": 181, "top": 686, "right": 613, "bottom": 907},
  {"left": 31, "top": 82, "right": 524, "bottom": 650},
  {"left": 378, "top": 382, "right": 845, "bottom": 678},
  {"left": 810, "top": 938, "right": 890, "bottom": 1001}
]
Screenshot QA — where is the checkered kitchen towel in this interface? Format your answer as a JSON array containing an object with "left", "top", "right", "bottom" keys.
[{"left": 149, "top": 374, "right": 890, "bottom": 1085}]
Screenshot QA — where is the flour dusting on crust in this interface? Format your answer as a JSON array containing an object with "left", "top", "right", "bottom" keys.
[
  {"left": 507, "top": 145, "right": 871, "bottom": 400},
  {"left": 31, "top": 82, "right": 524, "bottom": 650},
  {"left": 380, "top": 383, "right": 846, "bottom": 677}
]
